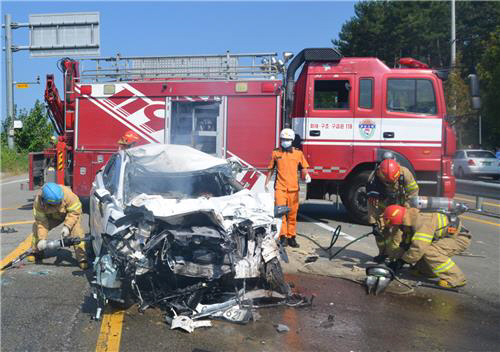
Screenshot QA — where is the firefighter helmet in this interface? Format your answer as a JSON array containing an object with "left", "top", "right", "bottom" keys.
[
  {"left": 118, "top": 130, "right": 140, "bottom": 146},
  {"left": 377, "top": 159, "right": 401, "bottom": 183},
  {"left": 383, "top": 205, "right": 406, "bottom": 226},
  {"left": 382, "top": 151, "right": 395, "bottom": 160},
  {"left": 42, "top": 182, "right": 63, "bottom": 205},
  {"left": 280, "top": 128, "right": 295, "bottom": 140}
]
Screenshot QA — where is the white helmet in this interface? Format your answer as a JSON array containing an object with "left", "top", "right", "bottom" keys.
[{"left": 280, "top": 128, "right": 295, "bottom": 140}]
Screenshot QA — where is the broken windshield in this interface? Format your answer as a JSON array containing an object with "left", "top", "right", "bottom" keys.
[{"left": 124, "top": 163, "right": 242, "bottom": 203}]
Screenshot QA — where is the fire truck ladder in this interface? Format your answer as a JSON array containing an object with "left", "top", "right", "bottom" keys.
[{"left": 78, "top": 52, "right": 281, "bottom": 82}]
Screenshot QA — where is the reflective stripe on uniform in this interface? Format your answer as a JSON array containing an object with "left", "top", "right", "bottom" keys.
[
  {"left": 413, "top": 232, "right": 434, "bottom": 243},
  {"left": 432, "top": 258, "right": 455, "bottom": 274},
  {"left": 437, "top": 213, "right": 448, "bottom": 238},
  {"left": 67, "top": 202, "right": 82, "bottom": 212},
  {"left": 405, "top": 181, "right": 418, "bottom": 191}
]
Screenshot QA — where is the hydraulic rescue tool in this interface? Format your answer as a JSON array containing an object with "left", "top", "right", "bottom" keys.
[{"left": 1, "top": 236, "right": 90, "bottom": 270}]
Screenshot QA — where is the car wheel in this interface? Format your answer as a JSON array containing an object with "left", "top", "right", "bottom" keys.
[
  {"left": 265, "top": 258, "right": 290, "bottom": 295},
  {"left": 340, "top": 170, "right": 372, "bottom": 225}
]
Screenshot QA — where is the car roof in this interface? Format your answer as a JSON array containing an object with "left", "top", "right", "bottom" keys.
[{"left": 124, "top": 143, "right": 227, "bottom": 173}]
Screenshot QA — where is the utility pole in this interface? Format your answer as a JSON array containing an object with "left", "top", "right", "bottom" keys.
[
  {"left": 450, "top": 0, "right": 456, "bottom": 67},
  {"left": 4, "top": 14, "right": 14, "bottom": 149}
]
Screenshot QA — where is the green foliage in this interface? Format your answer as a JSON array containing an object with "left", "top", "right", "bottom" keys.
[
  {"left": 444, "top": 53, "right": 474, "bottom": 148},
  {"left": 0, "top": 147, "right": 29, "bottom": 174},
  {"left": 477, "top": 27, "right": 500, "bottom": 148},
  {"left": 334, "top": 1, "right": 500, "bottom": 70},
  {"left": 1, "top": 100, "right": 54, "bottom": 153}
]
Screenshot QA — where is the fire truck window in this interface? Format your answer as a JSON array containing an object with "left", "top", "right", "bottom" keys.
[
  {"left": 387, "top": 79, "right": 436, "bottom": 115},
  {"left": 171, "top": 101, "right": 219, "bottom": 155},
  {"left": 314, "top": 80, "right": 350, "bottom": 110},
  {"left": 359, "top": 78, "right": 373, "bottom": 109}
]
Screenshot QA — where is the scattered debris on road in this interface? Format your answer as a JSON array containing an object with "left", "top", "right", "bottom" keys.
[{"left": 0, "top": 226, "right": 17, "bottom": 233}]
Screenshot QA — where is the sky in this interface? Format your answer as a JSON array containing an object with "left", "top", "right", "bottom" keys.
[{"left": 1, "top": 1, "right": 356, "bottom": 121}]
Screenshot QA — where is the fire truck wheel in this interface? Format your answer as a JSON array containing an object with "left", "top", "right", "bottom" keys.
[{"left": 341, "top": 170, "right": 371, "bottom": 225}]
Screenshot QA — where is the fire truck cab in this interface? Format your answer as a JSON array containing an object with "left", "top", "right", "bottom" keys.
[
  {"left": 32, "top": 48, "right": 455, "bottom": 223},
  {"left": 286, "top": 48, "right": 455, "bottom": 221}
]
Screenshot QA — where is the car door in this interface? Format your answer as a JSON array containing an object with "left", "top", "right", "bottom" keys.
[{"left": 90, "top": 153, "right": 122, "bottom": 255}]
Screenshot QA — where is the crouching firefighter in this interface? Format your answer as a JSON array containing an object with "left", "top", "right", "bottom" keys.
[
  {"left": 30, "top": 182, "right": 88, "bottom": 269},
  {"left": 366, "top": 155, "right": 419, "bottom": 263},
  {"left": 383, "top": 205, "right": 471, "bottom": 289}
]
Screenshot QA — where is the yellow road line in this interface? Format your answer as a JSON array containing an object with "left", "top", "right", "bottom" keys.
[
  {"left": 461, "top": 215, "right": 500, "bottom": 227},
  {"left": 0, "top": 220, "right": 34, "bottom": 226},
  {"left": 0, "top": 207, "right": 20, "bottom": 211},
  {"left": 96, "top": 308, "right": 125, "bottom": 352},
  {"left": 455, "top": 196, "right": 500, "bottom": 208},
  {"left": 0, "top": 234, "right": 32, "bottom": 274}
]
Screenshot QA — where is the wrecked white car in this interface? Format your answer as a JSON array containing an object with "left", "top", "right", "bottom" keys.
[{"left": 89, "top": 144, "right": 305, "bottom": 324}]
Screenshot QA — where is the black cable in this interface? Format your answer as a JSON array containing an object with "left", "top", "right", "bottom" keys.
[
  {"left": 297, "top": 226, "right": 374, "bottom": 261},
  {"left": 297, "top": 225, "right": 342, "bottom": 252},
  {"left": 328, "top": 232, "right": 373, "bottom": 260}
]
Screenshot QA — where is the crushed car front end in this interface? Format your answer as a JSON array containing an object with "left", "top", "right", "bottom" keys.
[{"left": 90, "top": 144, "right": 298, "bottom": 323}]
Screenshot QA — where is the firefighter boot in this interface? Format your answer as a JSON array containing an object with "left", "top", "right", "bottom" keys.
[
  {"left": 287, "top": 237, "right": 300, "bottom": 248},
  {"left": 438, "top": 279, "right": 466, "bottom": 289},
  {"left": 74, "top": 243, "right": 88, "bottom": 270},
  {"left": 279, "top": 236, "right": 287, "bottom": 247},
  {"left": 27, "top": 251, "right": 43, "bottom": 264}
]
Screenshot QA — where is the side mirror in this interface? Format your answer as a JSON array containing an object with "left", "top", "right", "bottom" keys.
[
  {"left": 94, "top": 189, "right": 112, "bottom": 204},
  {"left": 228, "top": 159, "right": 244, "bottom": 176},
  {"left": 274, "top": 206, "right": 290, "bottom": 218},
  {"left": 468, "top": 74, "right": 481, "bottom": 110}
]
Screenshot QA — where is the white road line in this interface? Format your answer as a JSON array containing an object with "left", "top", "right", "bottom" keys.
[
  {"left": 1, "top": 178, "right": 28, "bottom": 186},
  {"left": 299, "top": 214, "right": 356, "bottom": 241}
]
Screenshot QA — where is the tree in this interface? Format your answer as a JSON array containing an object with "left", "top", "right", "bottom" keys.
[
  {"left": 1, "top": 100, "right": 54, "bottom": 152},
  {"left": 334, "top": 1, "right": 500, "bottom": 70},
  {"left": 477, "top": 27, "right": 500, "bottom": 148},
  {"left": 445, "top": 54, "right": 474, "bottom": 148}
]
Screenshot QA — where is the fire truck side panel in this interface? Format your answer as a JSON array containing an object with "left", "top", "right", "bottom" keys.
[
  {"left": 72, "top": 151, "right": 114, "bottom": 196},
  {"left": 226, "top": 96, "right": 279, "bottom": 169},
  {"left": 301, "top": 69, "right": 355, "bottom": 179}
]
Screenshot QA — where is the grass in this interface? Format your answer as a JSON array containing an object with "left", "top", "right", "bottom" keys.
[{"left": 0, "top": 147, "right": 29, "bottom": 175}]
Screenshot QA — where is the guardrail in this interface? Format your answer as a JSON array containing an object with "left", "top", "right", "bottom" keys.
[{"left": 456, "top": 179, "right": 500, "bottom": 217}]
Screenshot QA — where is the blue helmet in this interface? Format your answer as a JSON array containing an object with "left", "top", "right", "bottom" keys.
[{"left": 42, "top": 183, "right": 63, "bottom": 205}]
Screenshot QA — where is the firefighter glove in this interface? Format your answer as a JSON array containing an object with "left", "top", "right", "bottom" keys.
[
  {"left": 60, "top": 226, "right": 70, "bottom": 238},
  {"left": 387, "top": 258, "right": 406, "bottom": 274},
  {"left": 373, "top": 254, "right": 388, "bottom": 264},
  {"left": 372, "top": 224, "right": 382, "bottom": 238},
  {"left": 304, "top": 174, "right": 311, "bottom": 183}
]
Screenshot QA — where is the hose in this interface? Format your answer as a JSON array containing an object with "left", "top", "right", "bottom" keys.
[{"left": 297, "top": 226, "right": 374, "bottom": 261}]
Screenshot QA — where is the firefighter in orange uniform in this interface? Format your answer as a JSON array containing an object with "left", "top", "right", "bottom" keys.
[
  {"left": 265, "top": 128, "right": 311, "bottom": 248},
  {"left": 383, "top": 205, "right": 471, "bottom": 288},
  {"left": 118, "top": 130, "right": 140, "bottom": 150},
  {"left": 29, "top": 182, "right": 88, "bottom": 269}
]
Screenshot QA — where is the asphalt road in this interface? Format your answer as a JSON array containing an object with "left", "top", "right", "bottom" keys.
[{"left": 1, "top": 175, "right": 499, "bottom": 351}]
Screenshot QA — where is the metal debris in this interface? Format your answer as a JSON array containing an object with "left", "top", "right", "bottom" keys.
[
  {"left": 171, "top": 315, "right": 212, "bottom": 333},
  {"left": 305, "top": 255, "right": 319, "bottom": 263},
  {"left": 275, "top": 324, "right": 290, "bottom": 333},
  {"left": 320, "top": 314, "right": 335, "bottom": 328}
]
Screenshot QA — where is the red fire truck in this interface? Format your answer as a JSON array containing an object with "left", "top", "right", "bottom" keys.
[{"left": 30, "top": 48, "right": 456, "bottom": 222}]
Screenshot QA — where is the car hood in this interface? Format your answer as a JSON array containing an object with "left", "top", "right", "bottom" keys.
[{"left": 128, "top": 189, "right": 275, "bottom": 230}]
